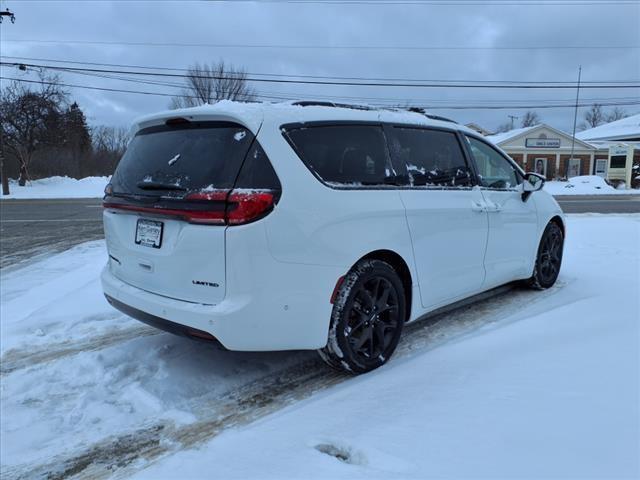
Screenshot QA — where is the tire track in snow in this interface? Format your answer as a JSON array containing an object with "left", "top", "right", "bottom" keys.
[
  {"left": 5, "top": 358, "right": 343, "bottom": 480},
  {"left": 0, "top": 326, "right": 160, "bottom": 376},
  {"left": 3, "top": 282, "right": 566, "bottom": 480}
]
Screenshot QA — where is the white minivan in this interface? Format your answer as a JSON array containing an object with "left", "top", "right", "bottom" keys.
[{"left": 102, "top": 101, "right": 564, "bottom": 373}]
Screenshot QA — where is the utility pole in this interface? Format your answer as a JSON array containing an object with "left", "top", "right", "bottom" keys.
[
  {"left": 508, "top": 115, "right": 518, "bottom": 130},
  {"left": 568, "top": 65, "right": 582, "bottom": 178},
  {"left": 0, "top": 8, "right": 16, "bottom": 195},
  {"left": 1, "top": 130, "right": 9, "bottom": 196}
]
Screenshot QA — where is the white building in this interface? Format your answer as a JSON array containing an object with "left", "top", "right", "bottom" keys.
[
  {"left": 576, "top": 113, "right": 640, "bottom": 142},
  {"left": 577, "top": 114, "right": 640, "bottom": 188},
  {"left": 486, "top": 124, "right": 597, "bottom": 180},
  {"left": 486, "top": 115, "right": 640, "bottom": 188}
]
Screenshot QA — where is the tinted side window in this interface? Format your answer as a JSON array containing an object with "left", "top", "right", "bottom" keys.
[
  {"left": 235, "top": 142, "right": 281, "bottom": 190},
  {"left": 284, "top": 125, "right": 394, "bottom": 186},
  {"left": 391, "top": 127, "right": 473, "bottom": 187},
  {"left": 466, "top": 136, "right": 520, "bottom": 189}
]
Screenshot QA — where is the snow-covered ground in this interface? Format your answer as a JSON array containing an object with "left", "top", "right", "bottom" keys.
[
  {"left": 544, "top": 175, "right": 639, "bottom": 195},
  {"left": 1, "top": 174, "right": 638, "bottom": 200},
  {"left": 1, "top": 215, "right": 638, "bottom": 479},
  {"left": 0, "top": 176, "right": 109, "bottom": 199}
]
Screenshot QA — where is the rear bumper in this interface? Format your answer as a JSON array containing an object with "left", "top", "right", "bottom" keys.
[
  {"left": 101, "top": 263, "right": 339, "bottom": 351},
  {"left": 104, "top": 294, "right": 221, "bottom": 343}
]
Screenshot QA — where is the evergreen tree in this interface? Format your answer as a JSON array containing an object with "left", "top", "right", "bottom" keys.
[{"left": 63, "top": 102, "right": 92, "bottom": 177}]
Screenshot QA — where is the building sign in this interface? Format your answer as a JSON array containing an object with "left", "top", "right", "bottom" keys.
[
  {"left": 609, "top": 144, "right": 629, "bottom": 157},
  {"left": 525, "top": 137, "right": 561, "bottom": 148},
  {"left": 607, "top": 143, "right": 634, "bottom": 188}
]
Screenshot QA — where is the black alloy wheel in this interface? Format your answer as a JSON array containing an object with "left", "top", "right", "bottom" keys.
[
  {"left": 529, "top": 222, "right": 564, "bottom": 289},
  {"left": 319, "top": 259, "right": 405, "bottom": 374}
]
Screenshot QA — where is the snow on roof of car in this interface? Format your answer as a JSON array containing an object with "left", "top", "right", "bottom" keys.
[
  {"left": 575, "top": 113, "right": 640, "bottom": 141},
  {"left": 130, "top": 100, "right": 473, "bottom": 134}
]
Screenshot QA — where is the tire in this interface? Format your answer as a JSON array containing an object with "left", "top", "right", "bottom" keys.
[
  {"left": 318, "top": 259, "right": 406, "bottom": 374},
  {"left": 527, "top": 222, "right": 564, "bottom": 290}
]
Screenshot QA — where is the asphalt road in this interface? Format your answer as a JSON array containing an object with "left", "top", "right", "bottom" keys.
[
  {"left": 554, "top": 194, "right": 640, "bottom": 214},
  {"left": 1, "top": 195, "right": 639, "bottom": 269},
  {"left": 0, "top": 198, "right": 104, "bottom": 269}
]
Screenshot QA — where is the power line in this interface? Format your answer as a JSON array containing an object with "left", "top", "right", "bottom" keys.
[
  {"left": 3, "top": 38, "right": 638, "bottom": 51},
  {"left": 2, "top": 62, "right": 639, "bottom": 89},
  {"left": 3, "top": 76, "right": 640, "bottom": 110},
  {"left": 52, "top": 69, "right": 299, "bottom": 102},
  {"left": 203, "top": 0, "right": 638, "bottom": 4},
  {"left": 44, "top": 66, "right": 640, "bottom": 106},
  {"left": 3, "top": 55, "right": 638, "bottom": 84}
]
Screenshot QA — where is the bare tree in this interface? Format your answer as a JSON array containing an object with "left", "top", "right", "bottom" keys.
[
  {"left": 521, "top": 111, "right": 540, "bottom": 128},
  {"left": 90, "top": 126, "right": 130, "bottom": 174},
  {"left": 0, "top": 73, "right": 69, "bottom": 185},
  {"left": 170, "top": 61, "right": 256, "bottom": 109},
  {"left": 606, "top": 107, "right": 628, "bottom": 123},
  {"left": 581, "top": 103, "right": 605, "bottom": 130},
  {"left": 496, "top": 122, "right": 513, "bottom": 133},
  {"left": 92, "top": 126, "right": 129, "bottom": 155}
]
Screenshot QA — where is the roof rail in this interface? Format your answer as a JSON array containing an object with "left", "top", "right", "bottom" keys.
[
  {"left": 292, "top": 100, "right": 374, "bottom": 111},
  {"left": 406, "top": 107, "right": 458, "bottom": 124},
  {"left": 291, "top": 101, "right": 458, "bottom": 124}
]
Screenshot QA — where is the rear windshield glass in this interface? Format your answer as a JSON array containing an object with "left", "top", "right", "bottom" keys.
[
  {"left": 284, "top": 125, "right": 394, "bottom": 187},
  {"left": 111, "top": 121, "right": 253, "bottom": 196}
]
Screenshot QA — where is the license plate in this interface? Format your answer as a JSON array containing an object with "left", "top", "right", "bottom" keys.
[{"left": 135, "top": 219, "right": 163, "bottom": 249}]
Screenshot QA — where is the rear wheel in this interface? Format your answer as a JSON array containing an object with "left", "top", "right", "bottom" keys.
[
  {"left": 319, "top": 259, "right": 405, "bottom": 374},
  {"left": 528, "top": 222, "right": 564, "bottom": 289}
]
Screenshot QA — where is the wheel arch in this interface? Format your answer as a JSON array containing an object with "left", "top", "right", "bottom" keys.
[
  {"left": 531, "top": 214, "right": 566, "bottom": 260},
  {"left": 356, "top": 249, "right": 413, "bottom": 322}
]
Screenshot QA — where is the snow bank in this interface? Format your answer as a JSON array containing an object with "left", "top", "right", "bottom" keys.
[
  {"left": 1, "top": 215, "right": 638, "bottom": 478},
  {"left": 136, "top": 215, "right": 640, "bottom": 479},
  {"left": 0, "top": 242, "right": 308, "bottom": 470},
  {"left": 544, "top": 175, "right": 639, "bottom": 195},
  {"left": 0, "top": 176, "right": 109, "bottom": 199}
]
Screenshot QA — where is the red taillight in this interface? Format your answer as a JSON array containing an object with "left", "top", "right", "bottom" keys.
[
  {"left": 226, "top": 191, "right": 275, "bottom": 225},
  {"left": 104, "top": 189, "right": 276, "bottom": 226},
  {"left": 185, "top": 191, "right": 228, "bottom": 202},
  {"left": 102, "top": 202, "right": 227, "bottom": 225}
]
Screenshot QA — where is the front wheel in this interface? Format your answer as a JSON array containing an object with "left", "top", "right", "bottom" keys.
[
  {"left": 527, "top": 221, "right": 564, "bottom": 289},
  {"left": 318, "top": 259, "right": 405, "bottom": 374}
]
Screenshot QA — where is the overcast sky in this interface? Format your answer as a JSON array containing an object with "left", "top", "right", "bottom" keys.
[{"left": 1, "top": 0, "right": 638, "bottom": 133}]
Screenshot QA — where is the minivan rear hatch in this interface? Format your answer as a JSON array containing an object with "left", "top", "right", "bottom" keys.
[{"left": 103, "top": 119, "right": 258, "bottom": 304}]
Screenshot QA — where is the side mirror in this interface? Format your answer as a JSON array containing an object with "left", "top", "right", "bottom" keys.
[{"left": 522, "top": 172, "right": 545, "bottom": 201}]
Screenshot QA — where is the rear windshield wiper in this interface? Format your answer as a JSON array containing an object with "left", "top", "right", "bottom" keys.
[{"left": 136, "top": 181, "right": 186, "bottom": 191}]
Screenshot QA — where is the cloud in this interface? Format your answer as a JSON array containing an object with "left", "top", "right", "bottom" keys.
[{"left": 1, "top": 0, "right": 638, "bottom": 132}]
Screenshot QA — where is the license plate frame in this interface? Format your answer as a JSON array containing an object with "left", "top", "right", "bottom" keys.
[{"left": 135, "top": 219, "right": 163, "bottom": 249}]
